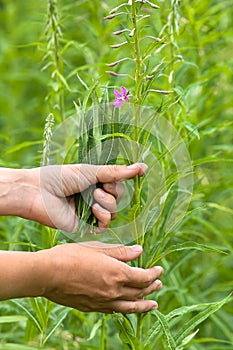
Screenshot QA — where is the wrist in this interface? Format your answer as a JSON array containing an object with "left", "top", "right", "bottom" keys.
[
  {"left": 0, "top": 250, "right": 48, "bottom": 301},
  {"left": 34, "top": 249, "right": 54, "bottom": 297},
  {"left": 0, "top": 168, "right": 38, "bottom": 218}
]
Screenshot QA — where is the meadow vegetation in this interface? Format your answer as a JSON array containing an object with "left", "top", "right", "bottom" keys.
[{"left": 0, "top": 0, "right": 232, "bottom": 349}]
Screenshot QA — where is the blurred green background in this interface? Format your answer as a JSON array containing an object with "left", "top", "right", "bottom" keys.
[{"left": 0, "top": 0, "right": 232, "bottom": 349}]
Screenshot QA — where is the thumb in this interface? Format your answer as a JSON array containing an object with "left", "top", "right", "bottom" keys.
[
  {"left": 102, "top": 244, "right": 143, "bottom": 262},
  {"left": 75, "top": 163, "right": 148, "bottom": 192}
]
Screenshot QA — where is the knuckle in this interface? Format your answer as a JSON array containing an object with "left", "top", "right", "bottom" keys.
[
  {"left": 114, "top": 266, "right": 126, "bottom": 283},
  {"left": 108, "top": 195, "right": 116, "bottom": 206},
  {"left": 144, "top": 270, "right": 154, "bottom": 285},
  {"left": 107, "top": 288, "right": 118, "bottom": 300},
  {"left": 143, "top": 277, "right": 152, "bottom": 286},
  {"left": 126, "top": 302, "right": 137, "bottom": 314},
  {"left": 109, "top": 165, "right": 120, "bottom": 181},
  {"left": 101, "top": 275, "right": 123, "bottom": 300},
  {"left": 97, "top": 286, "right": 110, "bottom": 300},
  {"left": 118, "top": 246, "right": 129, "bottom": 259},
  {"left": 102, "top": 214, "right": 111, "bottom": 227}
]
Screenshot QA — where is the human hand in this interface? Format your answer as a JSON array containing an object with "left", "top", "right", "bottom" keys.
[
  {"left": 12, "top": 163, "right": 147, "bottom": 232},
  {"left": 37, "top": 242, "right": 163, "bottom": 314}
]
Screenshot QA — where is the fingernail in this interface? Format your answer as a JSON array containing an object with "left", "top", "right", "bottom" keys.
[
  {"left": 140, "top": 163, "right": 148, "bottom": 172},
  {"left": 131, "top": 245, "right": 143, "bottom": 253},
  {"left": 151, "top": 302, "right": 158, "bottom": 310},
  {"left": 153, "top": 266, "right": 164, "bottom": 274},
  {"left": 127, "top": 163, "right": 139, "bottom": 170},
  {"left": 155, "top": 279, "right": 162, "bottom": 288},
  {"left": 127, "top": 163, "right": 148, "bottom": 172}
]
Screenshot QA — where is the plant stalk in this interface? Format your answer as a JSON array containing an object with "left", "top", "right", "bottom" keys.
[
  {"left": 100, "top": 315, "right": 106, "bottom": 350},
  {"left": 131, "top": 1, "right": 143, "bottom": 347},
  {"left": 47, "top": 0, "right": 65, "bottom": 122}
]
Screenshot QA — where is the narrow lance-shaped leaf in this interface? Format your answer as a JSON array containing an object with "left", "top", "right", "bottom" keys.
[
  {"left": 0, "top": 315, "right": 27, "bottom": 324},
  {"left": 146, "top": 241, "right": 227, "bottom": 267},
  {"left": 152, "top": 310, "right": 176, "bottom": 350},
  {"left": 175, "top": 294, "right": 232, "bottom": 346},
  {"left": 145, "top": 294, "right": 232, "bottom": 347},
  {"left": 113, "top": 314, "right": 141, "bottom": 350}
]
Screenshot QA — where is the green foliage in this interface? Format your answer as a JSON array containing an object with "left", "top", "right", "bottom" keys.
[{"left": 0, "top": 0, "right": 232, "bottom": 349}]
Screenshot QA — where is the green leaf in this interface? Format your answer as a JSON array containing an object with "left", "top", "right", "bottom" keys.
[
  {"left": 83, "top": 80, "right": 99, "bottom": 111},
  {"left": 86, "top": 318, "right": 102, "bottom": 341},
  {"left": 10, "top": 300, "right": 42, "bottom": 333},
  {"left": 147, "top": 241, "right": 227, "bottom": 266},
  {"left": 176, "top": 329, "right": 199, "bottom": 349},
  {"left": 206, "top": 202, "right": 233, "bottom": 216},
  {"left": 152, "top": 311, "right": 176, "bottom": 350},
  {"left": 0, "top": 345, "right": 39, "bottom": 350},
  {"left": 113, "top": 314, "right": 140, "bottom": 350},
  {"left": 95, "top": 132, "right": 132, "bottom": 142},
  {"left": 4, "top": 141, "right": 42, "bottom": 155},
  {"left": 145, "top": 295, "right": 232, "bottom": 347},
  {"left": 71, "top": 309, "right": 94, "bottom": 326},
  {"left": 175, "top": 294, "right": 232, "bottom": 346},
  {"left": 189, "top": 337, "right": 233, "bottom": 346},
  {"left": 0, "top": 315, "right": 27, "bottom": 324},
  {"left": 128, "top": 203, "right": 141, "bottom": 223},
  {"left": 182, "top": 121, "right": 200, "bottom": 140},
  {"left": 54, "top": 70, "right": 71, "bottom": 91},
  {"left": 143, "top": 320, "right": 160, "bottom": 347},
  {"left": 42, "top": 307, "right": 70, "bottom": 345}
]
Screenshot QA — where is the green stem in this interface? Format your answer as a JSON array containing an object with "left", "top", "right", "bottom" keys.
[
  {"left": 131, "top": 2, "right": 143, "bottom": 348},
  {"left": 131, "top": 0, "right": 143, "bottom": 256},
  {"left": 47, "top": 0, "right": 65, "bottom": 122},
  {"left": 53, "top": 25, "right": 65, "bottom": 122},
  {"left": 136, "top": 313, "right": 143, "bottom": 343},
  {"left": 100, "top": 316, "right": 106, "bottom": 350},
  {"left": 131, "top": 0, "right": 141, "bottom": 104}
]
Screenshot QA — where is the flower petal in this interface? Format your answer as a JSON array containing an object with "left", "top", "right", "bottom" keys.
[
  {"left": 113, "top": 99, "right": 124, "bottom": 108},
  {"left": 120, "top": 86, "right": 127, "bottom": 96},
  {"left": 114, "top": 89, "right": 123, "bottom": 98},
  {"left": 125, "top": 94, "right": 130, "bottom": 102}
]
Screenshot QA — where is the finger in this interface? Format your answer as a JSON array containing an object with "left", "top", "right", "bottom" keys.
[
  {"left": 95, "top": 163, "right": 148, "bottom": 182},
  {"left": 124, "top": 266, "right": 164, "bottom": 288},
  {"left": 120, "top": 279, "right": 163, "bottom": 300},
  {"left": 75, "top": 163, "right": 148, "bottom": 192},
  {"left": 101, "top": 244, "right": 143, "bottom": 262},
  {"left": 103, "top": 182, "right": 124, "bottom": 203},
  {"left": 109, "top": 299, "right": 158, "bottom": 314},
  {"left": 93, "top": 188, "right": 117, "bottom": 219},
  {"left": 92, "top": 203, "right": 111, "bottom": 231}
]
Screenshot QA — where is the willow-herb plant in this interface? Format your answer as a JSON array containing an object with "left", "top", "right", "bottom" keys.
[
  {"left": 41, "top": 1, "right": 232, "bottom": 349},
  {"left": 105, "top": 0, "right": 171, "bottom": 344},
  {"left": 26, "top": 0, "right": 231, "bottom": 349},
  {"left": 43, "top": 0, "right": 65, "bottom": 123},
  {"left": 0, "top": 0, "right": 231, "bottom": 348},
  {"left": 91, "top": 1, "right": 231, "bottom": 349}
]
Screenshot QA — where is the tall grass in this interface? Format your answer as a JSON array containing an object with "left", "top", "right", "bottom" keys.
[{"left": 0, "top": 0, "right": 232, "bottom": 349}]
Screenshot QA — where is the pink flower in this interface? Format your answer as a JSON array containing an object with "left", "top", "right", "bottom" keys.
[{"left": 113, "top": 86, "right": 130, "bottom": 108}]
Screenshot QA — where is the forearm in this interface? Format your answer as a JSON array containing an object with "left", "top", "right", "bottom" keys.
[
  {"left": 0, "top": 168, "right": 36, "bottom": 218},
  {"left": 0, "top": 250, "right": 46, "bottom": 301}
]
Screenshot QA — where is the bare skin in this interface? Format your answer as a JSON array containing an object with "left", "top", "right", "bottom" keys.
[
  {"left": 0, "top": 163, "right": 164, "bottom": 313},
  {"left": 0, "top": 163, "right": 147, "bottom": 232}
]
